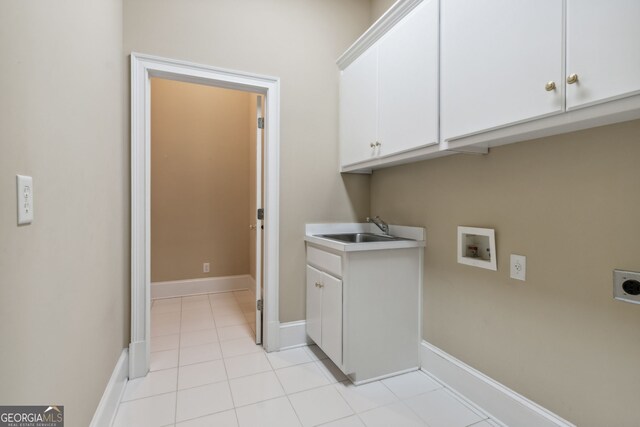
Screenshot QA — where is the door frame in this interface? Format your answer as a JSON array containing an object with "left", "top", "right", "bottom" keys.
[{"left": 129, "top": 52, "right": 281, "bottom": 378}]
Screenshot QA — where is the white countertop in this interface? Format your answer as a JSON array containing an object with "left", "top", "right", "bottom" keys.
[{"left": 304, "top": 223, "right": 425, "bottom": 252}]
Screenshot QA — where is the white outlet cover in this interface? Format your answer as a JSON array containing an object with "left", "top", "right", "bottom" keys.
[
  {"left": 16, "top": 175, "right": 34, "bottom": 225},
  {"left": 510, "top": 254, "right": 526, "bottom": 281}
]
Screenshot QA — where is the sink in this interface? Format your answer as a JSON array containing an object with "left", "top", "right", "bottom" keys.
[{"left": 316, "top": 233, "right": 411, "bottom": 243}]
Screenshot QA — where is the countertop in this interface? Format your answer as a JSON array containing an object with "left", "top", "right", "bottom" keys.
[{"left": 304, "top": 223, "right": 426, "bottom": 252}]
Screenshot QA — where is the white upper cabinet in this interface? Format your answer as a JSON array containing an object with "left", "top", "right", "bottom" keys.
[
  {"left": 441, "top": 0, "right": 564, "bottom": 141},
  {"left": 377, "top": 0, "right": 439, "bottom": 157},
  {"left": 339, "top": 47, "right": 378, "bottom": 167},
  {"left": 338, "top": 0, "right": 640, "bottom": 170},
  {"left": 566, "top": 0, "right": 640, "bottom": 110},
  {"left": 339, "top": 0, "right": 439, "bottom": 169}
]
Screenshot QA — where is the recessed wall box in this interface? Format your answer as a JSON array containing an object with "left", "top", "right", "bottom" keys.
[{"left": 457, "top": 226, "right": 497, "bottom": 271}]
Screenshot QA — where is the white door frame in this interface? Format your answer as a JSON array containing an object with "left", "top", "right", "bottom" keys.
[{"left": 129, "top": 52, "right": 281, "bottom": 379}]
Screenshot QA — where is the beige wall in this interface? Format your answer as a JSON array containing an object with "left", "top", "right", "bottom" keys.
[
  {"left": 151, "top": 79, "right": 252, "bottom": 282},
  {"left": 0, "top": 0, "right": 128, "bottom": 425},
  {"left": 370, "top": 0, "right": 396, "bottom": 22},
  {"left": 125, "top": 0, "right": 372, "bottom": 321},
  {"left": 370, "top": 120, "right": 640, "bottom": 427}
]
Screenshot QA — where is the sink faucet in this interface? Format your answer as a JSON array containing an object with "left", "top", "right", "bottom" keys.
[{"left": 366, "top": 216, "right": 389, "bottom": 235}]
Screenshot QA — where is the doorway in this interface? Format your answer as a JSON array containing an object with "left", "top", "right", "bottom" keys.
[
  {"left": 149, "top": 78, "right": 264, "bottom": 342},
  {"left": 130, "top": 53, "right": 281, "bottom": 379}
]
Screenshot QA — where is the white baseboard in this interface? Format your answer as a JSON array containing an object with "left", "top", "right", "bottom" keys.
[
  {"left": 279, "top": 320, "right": 312, "bottom": 350},
  {"left": 151, "top": 274, "right": 250, "bottom": 299},
  {"left": 248, "top": 275, "right": 256, "bottom": 294},
  {"left": 90, "top": 349, "right": 128, "bottom": 427},
  {"left": 420, "top": 341, "right": 575, "bottom": 427}
]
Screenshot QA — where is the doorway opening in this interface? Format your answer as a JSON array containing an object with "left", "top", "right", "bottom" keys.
[
  {"left": 130, "top": 53, "right": 280, "bottom": 379},
  {"left": 149, "top": 77, "right": 264, "bottom": 344}
]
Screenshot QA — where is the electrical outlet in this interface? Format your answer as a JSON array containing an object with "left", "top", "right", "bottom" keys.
[
  {"left": 203, "top": 262, "right": 210, "bottom": 273},
  {"left": 16, "top": 175, "right": 34, "bottom": 225},
  {"left": 510, "top": 254, "right": 526, "bottom": 281},
  {"left": 613, "top": 269, "right": 640, "bottom": 304}
]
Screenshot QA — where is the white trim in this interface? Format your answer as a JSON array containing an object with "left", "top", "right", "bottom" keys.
[
  {"left": 279, "top": 320, "right": 312, "bottom": 350},
  {"left": 337, "top": 0, "right": 423, "bottom": 69},
  {"left": 420, "top": 341, "right": 576, "bottom": 427},
  {"left": 248, "top": 275, "right": 257, "bottom": 296},
  {"left": 151, "top": 275, "right": 251, "bottom": 299},
  {"left": 89, "top": 349, "right": 128, "bottom": 427},
  {"left": 130, "top": 52, "right": 281, "bottom": 378}
]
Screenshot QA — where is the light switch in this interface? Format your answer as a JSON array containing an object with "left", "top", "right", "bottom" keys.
[{"left": 16, "top": 175, "right": 33, "bottom": 225}]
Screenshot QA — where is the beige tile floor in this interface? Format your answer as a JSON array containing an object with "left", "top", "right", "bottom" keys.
[{"left": 112, "top": 290, "right": 502, "bottom": 427}]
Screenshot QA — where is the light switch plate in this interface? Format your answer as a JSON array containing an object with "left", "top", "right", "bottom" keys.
[
  {"left": 510, "top": 254, "right": 526, "bottom": 281},
  {"left": 16, "top": 175, "right": 34, "bottom": 225}
]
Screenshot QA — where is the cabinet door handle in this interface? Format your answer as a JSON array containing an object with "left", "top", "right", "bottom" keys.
[
  {"left": 545, "top": 81, "right": 556, "bottom": 91},
  {"left": 567, "top": 74, "right": 579, "bottom": 84},
  {"left": 370, "top": 142, "right": 376, "bottom": 148},
  {"left": 375, "top": 141, "right": 381, "bottom": 147},
  {"left": 315, "top": 282, "right": 322, "bottom": 288}
]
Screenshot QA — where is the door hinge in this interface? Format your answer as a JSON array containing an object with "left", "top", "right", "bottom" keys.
[
  {"left": 257, "top": 299, "right": 263, "bottom": 311},
  {"left": 257, "top": 208, "right": 264, "bottom": 220},
  {"left": 258, "top": 117, "right": 264, "bottom": 129}
]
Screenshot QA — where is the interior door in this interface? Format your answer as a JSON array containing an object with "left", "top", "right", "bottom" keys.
[{"left": 255, "top": 95, "right": 264, "bottom": 345}]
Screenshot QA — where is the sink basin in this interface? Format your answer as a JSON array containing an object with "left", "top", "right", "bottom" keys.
[{"left": 316, "top": 233, "right": 411, "bottom": 243}]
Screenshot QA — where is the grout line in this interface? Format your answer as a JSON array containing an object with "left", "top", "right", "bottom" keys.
[
  {"left": 418, "top": 369, "right": 491, "bottom": 421},
  {"left": 117, "top": 390, "right": 177, "bottom": 405},
  {"left": 207, "top": 294, "right": 241, "bottom": 427},
  {"left": 266, "top": 353, "right": 305, "bottom": 427},
  {"left": 376, "top": 376, "right": 406, "bottom": 400},
  {"left": 172, "top": 296, "right": 183, "bottom": 424}
]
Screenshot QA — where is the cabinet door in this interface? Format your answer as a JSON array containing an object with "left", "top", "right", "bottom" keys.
[
  {"left": 305, "top": 266, "right": 323, "bottom": 346},
  {"left": 441, "top": 0, "right": 564, "bottom": 141},
  {"left": 566, "top": 0, "right": 640, "bottom": 110},
  {"left": 339, "top": 47, "right": 378, "bottom": 167},
  {"left": 378, "top": 0, "right": 439, "bottom": 156},
  {"left": 320, "top": 272, "right": 343, "bottom": 366}
]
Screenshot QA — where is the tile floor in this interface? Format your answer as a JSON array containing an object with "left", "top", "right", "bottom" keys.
[{"left": 112, "top": 291, "right": 502, "bottom": 427}]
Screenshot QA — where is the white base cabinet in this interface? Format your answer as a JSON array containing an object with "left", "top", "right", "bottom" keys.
[
  {"left": 306, "top": 265, "right": 343, "bottom": 366},
  {"left": 306, "top": 243, "right": 422, "bottom": 384}
]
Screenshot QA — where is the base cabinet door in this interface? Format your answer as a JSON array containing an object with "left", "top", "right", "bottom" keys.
[
  {"left": 320, "top": 273, "right": 343, "bottom": 366},
  {"left": 566, "top": 0, "right": 640, "bottom": 110},
  {"left": 305, "top": 266, "right": 323, "bottom": 346}
]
